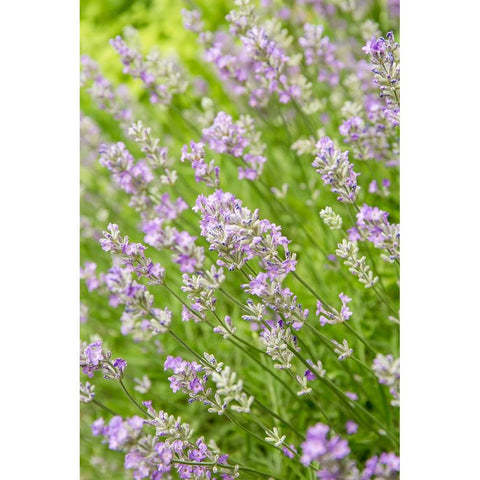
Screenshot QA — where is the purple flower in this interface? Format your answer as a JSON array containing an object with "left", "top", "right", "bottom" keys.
[
  {"left": 313, "top": 137, "right": 360, "bottom": 203},
  {"left": 202, "top": 112, "right": 249, "bottom": 157},
  {"left": 345, "top": 421, "right": 358, "bottom": 435},
  {"left": 283, "top": 444, "right": 296, "bottom": 458}
]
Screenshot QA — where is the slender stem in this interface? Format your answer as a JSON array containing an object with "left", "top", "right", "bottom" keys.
[
  {"left": 342, "top": 322, "right": 377, "bottom": 355},
  {"left": 119, "top": 379, "right": 151, "bottom": 417},
  {"left": 91, "top": 399, "right": 119, "bottom": 416}
]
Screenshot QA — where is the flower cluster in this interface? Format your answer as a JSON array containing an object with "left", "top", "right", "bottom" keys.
[
  {"left": 128, "top": 121, "right": 177, "bottom": 185},
  {"left": 103, "top": 266, "right": 171, "bottom": 340},
  {"left": 181, "top": 141, "right": 220, "bottom": 187},
  {"left": 363, "top": 32, "right": 400, "bottom": 126},
  {"left": 194, "top": 189, "right": 295, "bottom": 277},
  {"left": 80, "top": 55, "right": 133, "bottom": 128},
  {"left": 110, "top": 32, "right": 188, "bottom": 105},
  {"left": 301, "top": 423, "right": 356, "bottom": 478},
  {"left": 165, "top": 353, "right": 254, "bottom": 415},
  {"left": 301, "top": 422, "right": 399, "bottom": 479},
  {"left": 373, "top": 354, "right": 400, "bottom": 407},
  {"left": 181, "top": 265, "right": 225, "bottom": 321},
  {"left": 99, "top": 142, "right": 154, "bottom": 210},
  {"left": 80, "top": 340, "right": 127, "bottom": 379},
  {"left": 243, "top": 273, "right": 308, "bottom": 329},
  {"left": 299, "top": 23, "right": 343, "bottom": 86},
  {"left": 348, "top": 204, "right": 400, "bottom": 262},
  {"left": 336, "top": 240, "right": 379, "bottom": 288},
  {"left": 316, "top": 292, "right": 353, "bottom": 326},
  {"left": 202, "top": 112, "right": 267, "bottom": 180},
  {"left": 313, "top": 137, "right": 360, "bottom": 203},
  {"left": 100, "top": 223, "right": 165, "bottom": 285},
  {"left": 94, "top": 403, "right": 238, "bottom": 480}
]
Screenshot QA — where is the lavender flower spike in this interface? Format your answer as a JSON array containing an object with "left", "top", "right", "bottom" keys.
[{"left": 313, "top": 137, "right": 360, "bottom": 203}]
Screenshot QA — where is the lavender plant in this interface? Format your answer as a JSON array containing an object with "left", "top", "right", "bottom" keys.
[{"left": 81, "top": 1, "right": 400, "bottom": 478}]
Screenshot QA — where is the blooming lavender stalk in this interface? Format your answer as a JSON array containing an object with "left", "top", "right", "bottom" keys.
[
  {"left": 80, "top": 340, "right": 127, "bottom": 380},
  {"left": 319, "top": 206, "right": 343, "bottom": 230},
  {"left": 363, "top": 32, "right": 400, "bottom": 126},
  {"left": 301, "top": 423, "right": 358, "bottom": 478},
  {"left": 164, "top": 353, "right": 254, "bottom": 415},
  {"left": 128, "top": 120, "right": 177, "bottom": 185},
  {"left": 99, "top": 144, "right": 205, "bottom": 274},
  {"left": 181, "top": 265, "right": 225, "bottom": 321},
  {"left": 316, "top": 292, "right": 352, "bottom": 326},
  {"left": 348, "top": 204, "right": 400, "bottom": 263},
  {"left": 372, "top": 354, "right": 400, "bottom": 407},
  {"left": 93, "top": 402, "right": 238, "bottom": 480},
  {"left": 181, "top": 141, "right": 220, "bottom": 187},
  {"left": 313, "top": 137, "right": 360, "bottom": 203},
  {"left": 299, "top": 23, "right": 343, "bottom": 86},
  {"left": 202, "top": 112, "right": 267, "bottom": 180},
  {"left": 99, "top": 142, "right": 154, "bottom": 212},
  {"left": 100, "top": 223, "right": 165, "bottom": 285},
  {"left": 194, "top": 190, "right": 296, "bottom": 277},
  {"left": 80, "top": 55, "right": 133, "bottom": 128},
  {"left": 336, "top": 239, "right": 378, "bottom": 288},
  {"left": 103, "top": 265, "right": 172, "bottom": 340},
  {"left": 110, "top": 31, "right": 188, "bottom": 105}
]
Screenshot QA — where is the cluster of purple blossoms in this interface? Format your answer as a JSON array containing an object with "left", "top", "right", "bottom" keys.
[
  {"left": 98, "top": 140, "right": 204, "bottom": 276},
  {"left": 372, "top": 354, "right": 400, "bottom": 407},
  {"left": 362, "top": 452, "right": 400, "bottom": 479},
  {"left": 128, "top": 121, "right": 177, "bottom": 185},
  {"left": 181, "top": 265, "right": 225, "bottom": 321},
  {"left": 80, "top": 55, "right": 132, "bottom": 128},
  {"left": 181, "top": 141, "right": 220, "bottom": 187},
  {"left": 103, "top": 265, "right": 172, "bottom": 340},
  {"left": 339, "top": 98, "right": 398, "bottom": 165},
  {"left": 348, "top": 204, "right": 400, "bottom": 262},
  {"left": 316, "top": 292, "right": 353, "bottom": 326},
  {"left": 313, "top": 137, "right": 360, "bottom": 203},
  {"left": 203, "top": 112, "right": 249, "bottom": 158},
  {"left": 93, "top": 403, "right": 237, "bottom": 480},
  {"left": 165, "top": 354, "right": 254, "bottom": 415},
  {"left": 240, "top": 26, "right": 299, "bottom": 104},
  {"left": 92, "top": 415, "right": 144, "bottom": 450},
  {"left": 368, "top": 179, "right": 391, "bottom": 197},
  {"left": 202, "top": 112, "right": 267, "bottom": 181},
  {"left": 301, "top": 423, "right": 399, "bottom": 479},
  {"left": 164, "top": 355, "right": 209, "bottom": 401},
  {"left": 258, "top": 319, "right": 298, "bottom": 370},
  {"left": 80, "top": 261, "right": 101, "bottom": 292},
  {"left": 110, "top": 33, "right": 187, "bottom": 105},
  {"left": 301, "top": 423, "right": 357, "bottom": 479},
  {"left": 80, "top": 340, "right": 127, "bottom": 380},
  {"left": 80, "top": 114, "right": 102, "bottom": 166},
  {"left": 299, "top": 24, "right": 343, "bottom": 86},
  {"left": 243, "top": 273, "right": 308, "bottom": 330},
  {"left": 194, "top": 2, "right": 316, "bottom": 111},
  {"left": 194, "top": 189, "right": 295, "bottom": 277},
  {"left": 99, "top": 142, "right": 154, "bottom": 209},
  {"left": 362, "top": 32, "right": 400, "bottom": 127},
  {"left": 100, "top": 223, "right": 165, "bottom": 285}
]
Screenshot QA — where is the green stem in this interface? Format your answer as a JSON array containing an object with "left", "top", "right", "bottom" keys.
[{"left": 119, "top": 379, "right": 151, "bottom": 417}]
